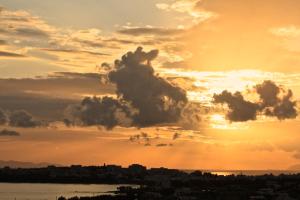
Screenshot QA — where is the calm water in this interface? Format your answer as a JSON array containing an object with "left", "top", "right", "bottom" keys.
[
  {"left": 185, "top": 170, "right": 300, "bottom": 176},
  {"left": 0, "top": 183, "right": 135, "bottom": 200}
]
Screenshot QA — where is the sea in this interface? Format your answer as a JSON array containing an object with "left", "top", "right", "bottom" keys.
[
  {"left": 185, "top": 170, "right": 300, "bottom": 176},
  {"left": 0, "top": 183, "right": 136, "bottom": 200}
]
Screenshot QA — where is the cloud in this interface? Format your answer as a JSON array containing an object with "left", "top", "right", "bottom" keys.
[
  {"left": 0, "top": 72, "right": 115, "bottom": 122},
  {"left": 0, "top": 108, "right": 7, "bottom": 125},
  {"left": 0, "top": 51, "right": 25, "bottom": 57},
  {"left": 255, "top": 80, "right": 281, "bottom": 108},
  {"left": 108, "top": 47, "right": 188, "bottom": 127},
  {"left": 9, "top": 110, "right": 42, "bottom": 128},
  {"left": 64, "top": 47, "right": 191, "bottom": 129},
  {"left": 0, "top": 129, "right": 20, "bottom": 137},
  {"left": 0, "top": 95, "right": 77, "bottom": 122},
  {"left": 129, "top": 132, "right": 152, "bottom": 146},
  {"left": 213, "top": 91, "right": 259, "bottom": 122},
  {"left": 156, "top": 0, "right": 215, "bottom": 24},
  {"left": 271, "top": 90, "right": 297, "bottom": 120},
  {"left": 15, "top": 28, "right": 49, "bottom": 38},
  {"left": 42, "top": 48, "right": 110, "bottom": 56},
  {"left": 173, "top": 132, "right": 181, "bottom": 140},
  {"left": 255, "top": 80, "right": 298, "bottom": 120},
  {"left": 64, "top": 96, "right": 134, "bottom": 130},
  {"left": 156, "top": 143, "right": 173, "bottom": 147},
  {"left": 271, "top": 26, "right": 300, "bottom": 38},
  {"left": 117, "top": 27, "right": 184, "bottom": 36},
  {"left": 0, "top": 40, "right": 6, "bottom": 45},
  {"left": 162, "top": 60, "right": 191, "bottom": 69},
  {"left": 0, "top": 72, "right": 114, "bottom": 98},
  {"left": 214, "top": 80, "right": 298, "bottom": 122},
  {"left": 0, "top": 7, "right": 55, "bottom": 41},
  {"left": 0, "top": 6, "right": 186, "bottom": 75}
]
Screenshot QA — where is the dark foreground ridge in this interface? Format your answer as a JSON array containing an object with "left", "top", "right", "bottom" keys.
[{"left": 2, "top": 165, "right": 300, "bottom": 199}]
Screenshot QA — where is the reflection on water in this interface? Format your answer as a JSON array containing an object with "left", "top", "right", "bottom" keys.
[
  {"left": 184, "top": 169, "right": 300, "bottom": 176},
  {"left": 208, "top": 170, "right": 300, "bottom": 176},
  {"left": 0, "top": 183, "right": 136, "bottom": 200}
]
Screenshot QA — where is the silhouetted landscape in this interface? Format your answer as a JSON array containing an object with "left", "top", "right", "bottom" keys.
[{"left": 1, "top": 165, "right": 300, "bottom": 199}]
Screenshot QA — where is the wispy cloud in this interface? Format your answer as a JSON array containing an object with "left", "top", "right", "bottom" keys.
[{"left": 0, "top": 50, "right": 25, "bottom": 57}]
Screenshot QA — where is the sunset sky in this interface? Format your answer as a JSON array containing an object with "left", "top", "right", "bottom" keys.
[{"left": 0, "top": 0, "right": 300, "bottom": 170}]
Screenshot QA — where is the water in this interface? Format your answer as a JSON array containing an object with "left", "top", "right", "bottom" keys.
[
  {"left": 185, "top": 170, "right": 300, "bottom": 176},
  {"left": 0, "top": 183, "right": 136, "bottom": 200}
]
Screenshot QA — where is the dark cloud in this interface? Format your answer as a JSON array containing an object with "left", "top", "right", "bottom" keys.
[
  {"left": 179, "top": 102, "right": 205, "bottom": 130},
  {"left": 0, "top": 108, "right": 7, "bottom": 125},
  {"left": 108, "top": 47, "right": 188, "bottom": 127},
  {"left": 0, "top": 72, "right": 115, "bottom": 122},
  {"left": 129, "top": 132, "right": 152, "bottom": 146},
  {"left": 271, "top": 90, "right": 297, "bottom": 120},
  {"left": 255, "top": 81, "right": 298, "bottom": 120},
  {"left": 15, "top": 28, "right": 49, "bottom": 38},
  {"left": 255, "top": 80, "right": 281, "bottom": 108},
  {"left": 0, "top": 95, "right": 77, "bottom": 122},
  {"left": 0, "top": 51, "right": 25, "bottom": 57},
  {"left": 173, "top": 132, "right": 180, "bottom": 140},
  {"left": 214, "top": 80, "right": 298, "bottom": 122},
  {"left": 64, "top": 96, "right": 134, "bottom": 130},
  {"left": 213, "top": 91, "right": 259, "bottom": 122},
  {"left": 0, "top": 129, "right": 20, "bottom": 137},
  {"left": 156, "top": 143, "right": 173, "bottom": 147},
  {"left": 64, "top": 47, "right": 197, "bottom": 129},
  {"left": 100, "top": 63, "right": 111, "bottom": 71},
  {"left": 129, "top": 134, "right": 140, "bottom": 142},
  {"left": 117, "top": 27, "right": 184, "bottom": 36},
  {"left": 9, "top": 110, "right": 42, "bottom": 128}
]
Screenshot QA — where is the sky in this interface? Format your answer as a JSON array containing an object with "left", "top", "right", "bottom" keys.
[{"left": 0, "top": 0, "right": 300, "bottom": 170}]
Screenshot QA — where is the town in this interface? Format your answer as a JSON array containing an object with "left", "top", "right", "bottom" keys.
[{"left": 1, "top": 165, "right": 300, "bottom": 199}]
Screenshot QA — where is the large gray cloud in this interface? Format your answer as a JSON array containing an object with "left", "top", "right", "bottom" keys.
[
  {"left": 108, "top": 47, "right": 188, "bottom": 127},
  {"left": 214, "top": 80, "right": 298, "bottom": 121},
  {"left": 64, "top": 47, "right": 189, "bottom": 129}
]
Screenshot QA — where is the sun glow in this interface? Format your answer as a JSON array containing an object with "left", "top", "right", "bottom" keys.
[
  {"left": 161, "top": 69, "right": 300, "bottom": 103},
  {"left": 209, "top": 114, "right": 250, "bottom": 130}
]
